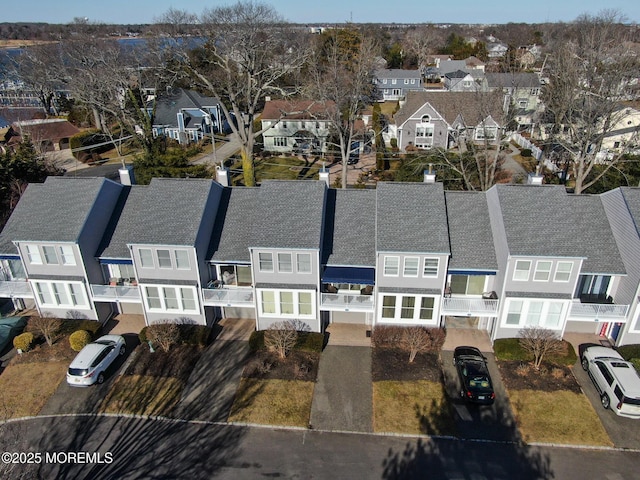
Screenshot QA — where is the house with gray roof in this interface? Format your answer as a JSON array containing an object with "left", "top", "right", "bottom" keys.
[
  {"left": 443, "top": 70, "right": 485, "bottom": 92},
  {"left": 394, "top": 91, "right": 505, "bottom": 152},
  {"left": 95, "top": 178, "right": 224, "bottom": 325},
  {"left": 484, "top": 72, "right": 543, "bottom": 131},
  {"left": 0, "top": 176, "right": 123, "bottom": 321},
  {"left": 152, "top": 88, "right": 225, "bottom": 145},
  {"left": 374, "top": 69, "right": 423, "bottom": 101}
]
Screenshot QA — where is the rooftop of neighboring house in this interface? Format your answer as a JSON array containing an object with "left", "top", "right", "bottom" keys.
[
  {"left": 394, "top": 90, "right": 505, "bottom": 128},
  {"left": 484, "top": 72, "right": 541, "bottom": 89},
  {"left": 374, "top": 69, "right": 422, "bottom": 80},
  {"left": 376, "top": 182, "right": 450, "bottom": 254},
  {"left": 98, "top": 178, "right": 221, "bottom": 259},
  {"left": 261, "top": 99, "right": 337, "bottom": 121},
  {"left": 618, "top": 187, "right": 640, "bottom": 232},
  {"left": 208, "top": 187, "right": 259, "bottom": 264},
  {"left": 0, "top": 176, "right": 116, "bottom": 256},
  {"left": 153, "top": 88, "right": 221, "bottom": 127},
  {"left": 6, "top": 118, "right": 80, "bottom": 144},
  {"left": 444, "top": 191, "right": 498, "bottom": 272},
  {"left": 493, "top": 185, "right": 625, "bottom": 274},
  {"left": 250, "top": 180, "right": 327, "bottom": 250},
  {"left": 322, "top": 189, "right": 376, "bottom": 267}
]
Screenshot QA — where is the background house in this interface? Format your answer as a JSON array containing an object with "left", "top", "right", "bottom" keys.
[{"left": 373, "top": 69, "right": 423, "bottom": 101}]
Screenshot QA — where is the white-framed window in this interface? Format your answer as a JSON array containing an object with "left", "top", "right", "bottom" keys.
[
  {"left": 554, "top": 262, "right": 573, "bottom": 282},
  {"left": 25, "top": 244, "right": 42, "bottom": 265},
  {"left": 404, "top": 79, "right": 409, "bottom": 84},
  {"left": 383, "top": 79, "right": 388, "bottom": 84},
  {"left": 139, "top": 248, "right": 153, "bottom": 268},
  {"left": 278, "top": 253, "right": 293, "bottom": 273},
  {"left": 503, "top": 299, "right": 566, "bottom": 329},
  {"left": 59, "top": 245, "right": 76, "bottom": 266},
  {"left": 34, "top": 281, "right": 88, "bottom": 308},
  {"left": 42, "top": 246, "right": 58, "bottom": 265},
  {"left": 403, "top": 257, "right": 420, "bottom": 277},
  {"left": 411, "top": 79, "right": 416, "bottom": 84},
  {"left": 143, "top": 285, "right": 198, "bottom": 313},
  {"left": 258, "top": 252, "right": 274, "bottom": 272},
  {"left": 384, "top": 256, "right": 399, "bottom": 276},
  {"left": 274, "top": 137, "right": 287, "bottom": 147},
  {"left": 281, "top": 121, "right": 287, "bottom": 128},
  {"left": 175, "top": 250, "right": 190, "bottom": 270},
  {"left": 379, "top": 293, "right": 437, "bottom": 323},
  {"left": 423, "top": 258, "right": 439, "bottom": 277},
  {"left": 157, "top": 249, "right": 172, "bottom": 269},
  {"left": 296, "top": 253, "right": 312, "bottom": 273},
  {"left": 513, "top": 260, "right": 531, "bottom": 281},
  {"left": 258, "top": 289, "right": 315, "bottom": 318},
  {"left": 533, "top": 261, "right": 552, "bottom": 282},
  {"left": 475, "top": 126, "right": 497, "bottom": 140},
  {"left": 392, "top": 79, "right": 397, "bottom": 84}
]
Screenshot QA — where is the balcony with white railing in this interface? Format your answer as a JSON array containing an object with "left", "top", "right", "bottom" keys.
[
  {"left": 441, "top": 297, "right": 499, "bottom": 316},
  {"left": 90, "top": 284, "right": 141, "bottom": 303},
  {"left": 320, "top": 293, "right": 374, "bottom": 312},
  {"left": 202, "top": 288, "right": 254, "bottom": 307},
  {"left": 568, "top": 301, "right": 629, "bottom": 321},
  {"left": 0, "top": 280, "right": 34, "bottom": 298}
]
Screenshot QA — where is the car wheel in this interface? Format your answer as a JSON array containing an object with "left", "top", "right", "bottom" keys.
[
  {"left": 97, "top": 373, "right": 105, "bottom": 385},
  {"left": 601, "top": 393, "right": 610, "bottom": 410},
  {"left": 581, "top": 357, "right": 589, "bottom": 371},
  {"left": 119, "top": 345, "right": 126, "bottom": 356}
]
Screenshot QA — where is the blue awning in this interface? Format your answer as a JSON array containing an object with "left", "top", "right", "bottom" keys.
[
  {"left": 99, "top": 258, "right": 134, "bottom": 265},
  {"left": 322, "top": 266, "right": 375, "bottom": 285},
  {"left": 0, "top": 254, "right": 20, "bottom": 261},
  {"left": 448, "top": 270, "right": 496, "bottom": 276}
]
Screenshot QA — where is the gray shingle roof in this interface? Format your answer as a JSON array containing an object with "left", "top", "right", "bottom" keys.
[
  {"left": 485, "top": 72, "right": 541, "bottom": 89},
  {"left": 153, "top": 88, "right": 221, "bottom": 127},
  {"left": 619, "top": 187, "right": 640, "bottom": 231},
  {"left": 394, "top": 91, "right": 504, "bottom": 130},
  {"left": 0, "top": 177, "right": 114, "bottom": 255},
  {"left": 495, "top": 185, "right": 625, "bottom": 274},
  {"left": 376, "top": 182, "right": 450, "bottom": 254},
  {"left": 251, "top": 180, "right": 326, "bottom": 249},
  {"left": 99, "top": 178, "right": 220, "bottom": 259},
  {"left": 445, "top": 191, "right": 497, "bottom": 271},
  {"left": 209, "top": 187, "right": 259, "bottom": 263},
  {"left": 323, "top": 189, "right": 376, "bottom": 267}
]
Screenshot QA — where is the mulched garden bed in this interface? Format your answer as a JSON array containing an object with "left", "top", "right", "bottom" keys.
[
  {"left": 497, "top": 360, "right": 582, "bottom": 393},
  {"left": 372, "top": 348, "right": 442, "bottom": 382},
  {"left": 242, "top": 350, "right": 319, "bottom": 382},
  {"left": 124, "top": 344, "right": 203, "bottom": 380}
]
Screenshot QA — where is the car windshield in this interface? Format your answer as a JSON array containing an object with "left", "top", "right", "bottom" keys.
[
  {"left": 68, "top": 368, "right": 88, "bottom": 376},
  {"left": 93, "top": 340, "right": 115, "bottom": 346}
]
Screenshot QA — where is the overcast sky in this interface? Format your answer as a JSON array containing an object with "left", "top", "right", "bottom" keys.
[{"left": 2, "top": 0, "right": 637, "bottom": 25}]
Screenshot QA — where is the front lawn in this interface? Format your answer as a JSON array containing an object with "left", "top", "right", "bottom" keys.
[
  {"left": 228, "top": 378, "right": 314, "bottom": 427},
  {"left": 0, "top": 361, "right": 67, "bottom": 418},
  {"left": 373, "top": 380, "right": 455, "bottom": 435},
  {"left": 100, "top": 344, "right": 202, "bottom": 416},
  {"left": 495, "top": 337, "right": 611, "bottom": 445}
]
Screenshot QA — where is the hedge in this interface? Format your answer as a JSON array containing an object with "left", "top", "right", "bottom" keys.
[
  {"left": 617, "top": 344, "right": 640, "bottom": 362},
  {"left": 13, "top": 332, "right": 34, "bottom": 352},
  {"left": 69, "top": 330, "right": 92, "bottom": 352}
]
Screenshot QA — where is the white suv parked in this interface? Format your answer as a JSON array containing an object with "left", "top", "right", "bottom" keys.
[
  {"left": 67, "top": 335, "right": 126, "bottom": 387},
  {"left": 581, "top": 345, "right": 640, "bottom": 418}
]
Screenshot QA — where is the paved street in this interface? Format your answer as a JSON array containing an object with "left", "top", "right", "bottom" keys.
[{"left": 1, "top": 415, "right": 639, "bottom": 479}]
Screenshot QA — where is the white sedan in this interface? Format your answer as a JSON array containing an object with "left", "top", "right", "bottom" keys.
[{"left": 67, "top": 334, "right": 126, "bottom": 387}]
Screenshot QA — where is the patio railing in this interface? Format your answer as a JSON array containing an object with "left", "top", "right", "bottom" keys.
[
  {"left": 320, "top": 293, "right": 374, "bottom": 312},
  {"left": 90, "top": 284, "right": 141, "bottom": 302},
  {"left": 441, "top": 297, "right": 499, "bottom": 316},
  {"left": 202, "top": 288, "right": 254, "bottom": 307},
  {"left": 0, "top": 280, "right": 34, "bottom": 298},
  {"left": 568, "top": 302, "right": 629, "bottom": 321}
]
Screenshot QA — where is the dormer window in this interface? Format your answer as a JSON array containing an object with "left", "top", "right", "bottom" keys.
[{"left": 421, "top": 115, "right": 431, "bottom": 124}]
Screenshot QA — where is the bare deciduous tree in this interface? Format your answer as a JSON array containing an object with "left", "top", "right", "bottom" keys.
[
  {"left": 306, "top": 28, "right": 379, "bottom": 189},
  {"left": 147, "top": 321, "right": 181, "bottom": 352},
  {"left": 31, "top": 312, "right": 62, "bottom": 346},
  {"left": 541, "top": 10, "right": 640, "bottom": 193},
  {"left": 518, "top": 326, "right": 564, "bottom": 370},
  {"left": 401, "top": 327, "right": 431, "bottom": 363},
  {"left": 162, "top": 1, "right": 311, "bottom": 186},
  {"left": 402, "top": 26, "right": 440, "bottom": 71},
  {"left": 264, "top": 320, "right": 299, "bottom": 359}
]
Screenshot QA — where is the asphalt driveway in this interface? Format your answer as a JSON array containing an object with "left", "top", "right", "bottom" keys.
[
  {"left": 572, "top": 344, "right": 640, "bottom": 449},
  {"left": 310, "top": 345, "right": 372, "bottom": 432},
  {"left": 39, "top": 333, "right": 139, "bottom": 416},
  {"left": 440, "top": 350, "right": 520, "bottom": 442}
]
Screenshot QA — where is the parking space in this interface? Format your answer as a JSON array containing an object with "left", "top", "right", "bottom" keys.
[
  {"left": 441, "top": 350, "right": 520, "bottom": 442},
  {"left": 572, "top": 344, "right": 640, "bottom": 449},
  {"left": 39, "top": 333, "right": 139, "bottom": 416}
]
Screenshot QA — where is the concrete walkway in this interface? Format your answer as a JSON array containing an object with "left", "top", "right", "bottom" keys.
[{"left": 310, "top": 345, "right": 372, "bottom": 433}]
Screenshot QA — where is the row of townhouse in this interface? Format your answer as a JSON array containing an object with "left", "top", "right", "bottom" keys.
[{"left": 2, "top": 172, "right": 640, "bottom": 346}]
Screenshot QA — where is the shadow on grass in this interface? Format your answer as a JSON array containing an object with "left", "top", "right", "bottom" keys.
[{"left": 413, "top": 384, "right": 456, "bottom": 436}]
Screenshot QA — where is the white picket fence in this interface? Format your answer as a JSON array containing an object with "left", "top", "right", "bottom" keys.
[{"left": 508, "top": 133, "right": 543, "bottom": 160}]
